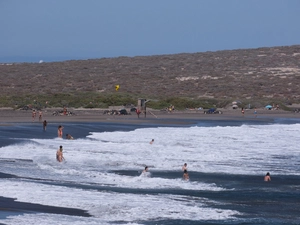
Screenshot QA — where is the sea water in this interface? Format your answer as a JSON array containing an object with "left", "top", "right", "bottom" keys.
[{"left": 0, "top": 121, "right": 300, "bottom": 224}]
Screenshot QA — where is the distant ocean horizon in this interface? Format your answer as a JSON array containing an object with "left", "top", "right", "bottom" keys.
[
  {"left": 1, "top": 119, "right": 300, "bottom": 224},
  {"left": 0, "top": 56, "right": 100, "bottom": 63}
]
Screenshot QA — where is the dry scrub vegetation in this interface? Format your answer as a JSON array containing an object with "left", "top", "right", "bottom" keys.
[{"left": 1, "top": 45, "right": 300, "bottom": 109}]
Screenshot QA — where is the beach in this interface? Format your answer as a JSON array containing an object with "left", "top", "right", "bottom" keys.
[
  {"left": 1, "top": 108, "right": 300, "bottom": 225},
  {"left": 0, "top": 107, "right": 298, "bottom": 124}
]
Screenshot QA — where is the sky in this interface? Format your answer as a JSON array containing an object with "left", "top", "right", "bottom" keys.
[{"left": 0, "top": 0, "right": 299, "bottom": 63}]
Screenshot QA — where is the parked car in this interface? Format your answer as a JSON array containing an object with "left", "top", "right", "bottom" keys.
[{"left": 204, "top": 108, "right": 222, "bottom": 114}]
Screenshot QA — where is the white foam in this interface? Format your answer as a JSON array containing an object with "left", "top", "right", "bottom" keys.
[
  {"left": 1, "top": 123, "right": 300, "bottom": 224},
  {"left": 0, "top": 180, "right": 239, "bottom": 223}
]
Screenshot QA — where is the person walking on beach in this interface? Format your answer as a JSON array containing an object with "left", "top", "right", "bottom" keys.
[
  {"left": 38, "top": 111, "right": 42, "bottom": 122},
  {"left": 43, "top": 120, "right": 47, "bottom": 131},
  {"left": 254, "top": 108, "right": 257, "bottom": 118},
  {"left": 136, "top": 109, "right": 141, "bottom": 118},
  {"left": 56, "top": 145, "right": 65, "bottom": 162},
  {"left": 241, "top": 108, "right": 245, "bottom": 116},
  {"left": 32, "top": 110, "right": 36, "bottom": 122},
  {"left": 58, "top": 125, "right": 64, "bottom": 138},
  {"left": 182, "top": 163, "right": 187, "bottom": 171},
  {"left": 264, "top": 172, "right": 271, "bottom": 182}
]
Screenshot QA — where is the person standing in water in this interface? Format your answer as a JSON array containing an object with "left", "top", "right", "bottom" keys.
[
  {"left": 150, "top": 139, "right": 154, "bottom": 144},
  {"left": 183, "top": 170, "right": 189, "bottom": 181},
  {"left": 182, "top": 163, "right": 187, "bottom": 171},
  {"left": 56, "top": 146, "right": 65, "bottom": 162},
  {"left": 43, "top": 120, "right": 47, "bottom": 131},
  {"left": 58, "top": 125, "right": 64, "bottom": 138},
  {"left": 264, "top": 172, "right": 271, "bottom": 182}
]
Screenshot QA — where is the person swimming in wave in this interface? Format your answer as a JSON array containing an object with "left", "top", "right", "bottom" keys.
[
  {"left": 141, "top": 166, "right": 150, "bottom": 177},
  {"left": 183, "top": 169, "right": 189, "bottom": 181},
  {"left": 66, "top": 134, "right": 74, "bottom": 140},
  {"left": 143, "top": 166, "right": 148, "bottom": 173},
  {"left": 56, "top": 145, "right": 65, "bottom": 162},
  {"left": 264, "top": 172, "right": 271, "bottom": 182},
  {"left": 149, "top": 139, "right": 154, "bottom": 144}
]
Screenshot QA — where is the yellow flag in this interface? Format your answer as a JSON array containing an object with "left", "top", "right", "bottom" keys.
[{"left": 115, "top": 85, "right": 120, "bottom": 91}]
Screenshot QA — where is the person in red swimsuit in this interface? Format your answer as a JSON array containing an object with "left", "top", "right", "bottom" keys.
[{"left": 58, "top": 125, "right": 64, "bottom": 138}]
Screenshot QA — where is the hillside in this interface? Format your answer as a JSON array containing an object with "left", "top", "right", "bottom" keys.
[{"left": 1, "top": 45, "right": 300, "bottom": 108}]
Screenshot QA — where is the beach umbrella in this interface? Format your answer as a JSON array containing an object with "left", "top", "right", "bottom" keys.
[
  {"left": 232, "top": 101, "right": 237, "bottom": 105},
  {"left": 265, "top": 105, "right": 272, "bottom": 109}
]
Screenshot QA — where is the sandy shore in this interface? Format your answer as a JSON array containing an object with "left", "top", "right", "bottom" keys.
[{"left": 0, "top": 107, "right": 299, "bottom": 125}]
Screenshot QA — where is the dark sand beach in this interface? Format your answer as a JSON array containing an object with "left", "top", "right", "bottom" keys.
[{"left": 0, "top": 107, "right": 299, "bottom": 125}]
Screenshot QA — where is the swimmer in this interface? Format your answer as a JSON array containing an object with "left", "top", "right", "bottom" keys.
[
  {"left": 264, "top": 172, "right": 271, "bottom": 182},
  {"left": 66, "top": 134, "right": 74, "bottom": 140},
  {"left": 182, "top": 163, "right": 187, "bottom": 171},
  {"left": 150, "top": 139, "right": 154, "bottom": 144},
  {"left": 142, "top": 166, "right": 148, "bottom": 173},
  {"left": 56, "top": 145, "right": 65, "bottom": 162}
]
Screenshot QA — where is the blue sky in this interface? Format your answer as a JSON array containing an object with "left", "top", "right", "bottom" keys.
[{"left": 1, "top": 0, "right": 299, "bottom": 62}]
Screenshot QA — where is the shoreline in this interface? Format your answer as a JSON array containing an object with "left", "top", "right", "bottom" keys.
[{"left": 0, "top": 108, "right": 299, "bottom": 125}]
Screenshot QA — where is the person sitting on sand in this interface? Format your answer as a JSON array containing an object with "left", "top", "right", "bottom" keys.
[
  {"left": 150, "top": 139, "right": 154, "bottom": 144},
  {"left": 66, "top": 134, "right": 74, "bottom": 140},
  {"left": 182, "top": 163, "right": 187, "bottom": 171},
  {"left": 56, "top": 146, "right": 65, "bottom": 162},
  {"left": 183, "top": 170, "right": 189, "bottom": 181},
  {"left": 264, "top": 172, "right": 271, "bottom": 182}
]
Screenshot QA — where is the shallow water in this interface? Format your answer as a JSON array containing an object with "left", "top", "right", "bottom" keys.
[{"left": 0, "top": 120, "right": 300, "bottom": 224}]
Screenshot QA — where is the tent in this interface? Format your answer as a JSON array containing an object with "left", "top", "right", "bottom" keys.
[{"left": 265, "top": 105, "right": 272, "bottom": 109}]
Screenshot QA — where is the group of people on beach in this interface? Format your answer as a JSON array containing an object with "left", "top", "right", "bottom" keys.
[{"left": 32, "top": 110, "right": 43, "bottom": 122}]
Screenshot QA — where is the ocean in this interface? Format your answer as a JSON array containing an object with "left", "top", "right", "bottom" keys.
[{"left": 0, "top": 119, "right": 300, "bottom": 225}]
